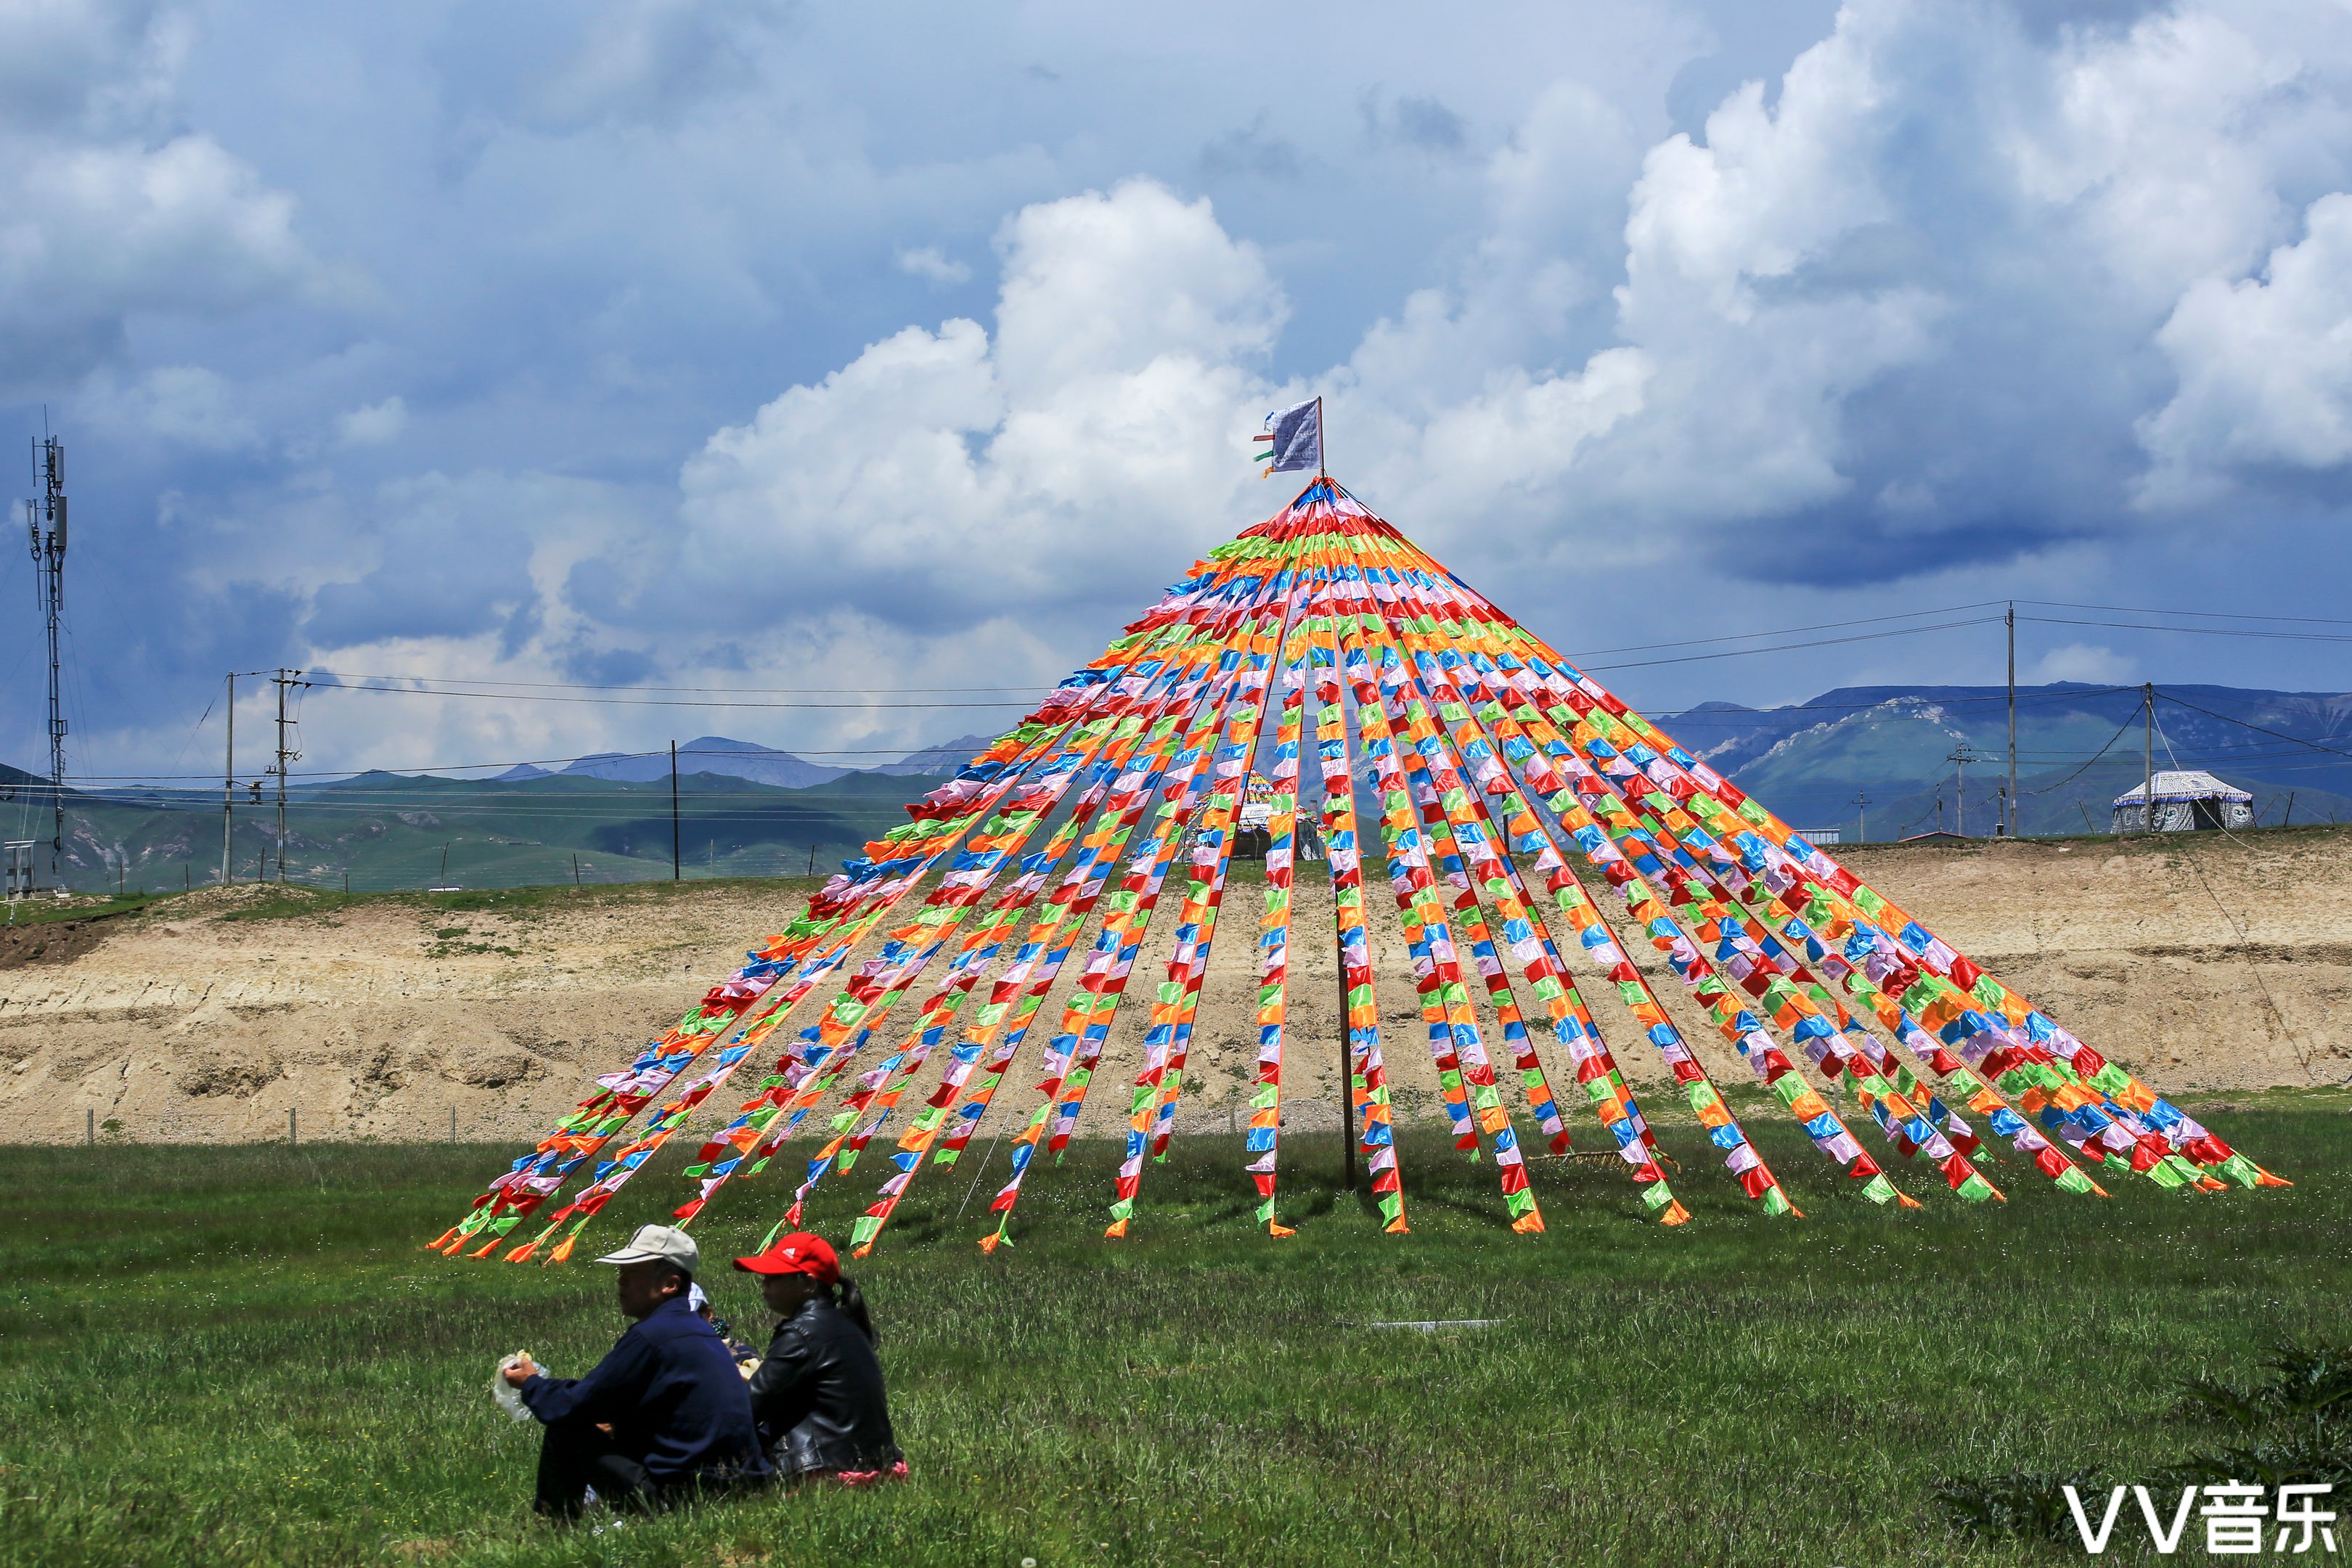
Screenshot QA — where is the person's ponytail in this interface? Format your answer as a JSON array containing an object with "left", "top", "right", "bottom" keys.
[{"left": 833, "top": 1275, "right": 877, "bottom": 1344}]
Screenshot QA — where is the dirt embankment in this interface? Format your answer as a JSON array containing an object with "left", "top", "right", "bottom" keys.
[{"left": 2, "top": 830, "right": 2347, "bottom": 1146}]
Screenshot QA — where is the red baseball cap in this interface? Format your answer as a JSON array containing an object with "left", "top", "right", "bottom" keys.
[{"left": 732, "top": 1231, "right": 841, "bottom": 1283}]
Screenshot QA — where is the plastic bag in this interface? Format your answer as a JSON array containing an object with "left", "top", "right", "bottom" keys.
[{"left": 492, "top": 1351, "right": 539, "bottom": 1424}]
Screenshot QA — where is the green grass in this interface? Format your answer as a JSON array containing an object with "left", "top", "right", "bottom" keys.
[
  {"left": 0, "top": 1113, "right": 2345, "bottom": 1567},
  {"left": 1, "top": 890, "right": 173, "bottom": 928},
  {"left": 3, "top": 876, "right": 830, "bottom": 932}
]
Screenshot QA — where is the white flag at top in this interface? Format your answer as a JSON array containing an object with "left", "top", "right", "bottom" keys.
[{"left": 1254, "top": 397, "right": 1322, "bottom": 476}]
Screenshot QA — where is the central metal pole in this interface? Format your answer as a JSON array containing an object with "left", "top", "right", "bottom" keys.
[
  {"left": 670, "top": 740, "right": 682, "bottom": 881},
  {"left": 2143, "top": 682, "right": 2156, "bottom": 836}
]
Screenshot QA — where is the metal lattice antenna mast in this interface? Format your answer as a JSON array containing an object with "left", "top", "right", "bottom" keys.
[{"left": 26, "top": 433, "right": 67, "bottom": 889}]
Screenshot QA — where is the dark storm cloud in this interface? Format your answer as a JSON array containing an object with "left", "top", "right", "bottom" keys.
[{"left": 9, "top": 0, "right": 2352, "bottom": 778}]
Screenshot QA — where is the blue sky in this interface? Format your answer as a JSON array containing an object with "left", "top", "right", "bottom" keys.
[{"left": 7, "top": 0, "right": 2352, "bottom": 783}]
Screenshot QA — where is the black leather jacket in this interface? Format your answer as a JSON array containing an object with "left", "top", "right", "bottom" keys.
[{"left": 746, "top": 1297, "right": 901, "bottom": 1477}]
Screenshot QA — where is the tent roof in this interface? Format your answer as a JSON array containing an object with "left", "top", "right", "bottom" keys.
[{"left": 2112, "top": 769, "right": 2251, "bottom": 804}]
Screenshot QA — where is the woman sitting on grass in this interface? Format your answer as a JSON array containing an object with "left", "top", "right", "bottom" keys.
[{"left": 732, "top": 1233, "right": 906, "bottom": 1485}]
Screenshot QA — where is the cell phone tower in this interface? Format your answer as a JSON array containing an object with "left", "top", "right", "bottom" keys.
[{"left": 26, "top": 431, "right": 67, "bottom": 889}]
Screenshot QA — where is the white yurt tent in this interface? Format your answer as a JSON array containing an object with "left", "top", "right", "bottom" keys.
[{"left": 2110, "top": 771, "right": 2255, "bottom": 833}]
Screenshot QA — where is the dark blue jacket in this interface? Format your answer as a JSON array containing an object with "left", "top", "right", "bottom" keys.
[{"left": 520, "top": 1296, "right": 769, "bottom": 1483}]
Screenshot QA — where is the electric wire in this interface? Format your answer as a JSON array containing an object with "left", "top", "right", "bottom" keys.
[
  {"left": 2155, "top": 712, "right": 2324, "bottom": 1083},
  {"left": 2020, "top": 711, "right": 2144, "bottom": 798},
  {"left": 306, "top": 671, "right": 1057, "bottom": 695},
  {"left": 1559, "top": 601, "right": 2008, "bottom": 658},
  {"left": 316, "top": 682, "right": 1040, "bottom": 711},
  {"left": 1572, "top": 616, "right": 2008, "bottom": 671},
  {"left": 2019, "top": 614, "right": 2352, "bottom": 645},
  {"left": 2019, "top": 598, "right": 2352, "bottom": 627},
  {"left": 2160, "top": 694, "right": 2352, "bottom": 761}
]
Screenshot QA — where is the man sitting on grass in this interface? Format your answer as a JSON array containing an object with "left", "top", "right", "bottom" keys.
[{"left": 500, "top": 1224, "right": 770, "bottom": 1519}]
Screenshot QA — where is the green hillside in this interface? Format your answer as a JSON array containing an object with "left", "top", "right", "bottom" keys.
[
  {"left": 8, "top": 767, "right": 952, "bottom": 895},
  {"left": 1659, "top": 686, "right": 2352, "bottom": 840}
]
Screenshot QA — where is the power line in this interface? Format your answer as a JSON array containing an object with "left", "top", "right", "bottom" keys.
[
  {"left": 1560, "top": 602, "right": 2007, "bottom": 658},
  {"left": 61, "top": 741, "right": 989, "bottom": 784},
  {"left": 2018, "top": 613, "right": 2352, "bottom": 645},
  {"left": 2019, "top": 598, "right": 2352, "bottom": 627},
  {"left": 2160, "top": 693, "right": 2352, "bottom": 761},
  {"left": 306, "top": 671, "right": 1056, "bottom": 695},
  {"left": 314, "top": 682, "right": 1041, "bottom": 711},
  {"left": 1575, "top": 616, "right": 2009, "bottom": 672},
  {"left": 1654, "top": 684, "right": 2139, "bottom": 726},
  {"left": 2020, "top": 710, "right": 2143, "bottom": 797}
]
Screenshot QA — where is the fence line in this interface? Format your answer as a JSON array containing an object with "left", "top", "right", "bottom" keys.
[{"left": 24, "top": 1105, "right": 566, "bottom": 1147}]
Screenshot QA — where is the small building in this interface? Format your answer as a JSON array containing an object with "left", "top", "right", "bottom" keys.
[{"left": 2110, "top": 770, "right": 2255, "bottom": 834}]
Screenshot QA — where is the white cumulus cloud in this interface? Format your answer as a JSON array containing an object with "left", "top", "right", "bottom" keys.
[
  {"left": 894, "top": 245, "right": 971, "bottom": 287},
  {"left": 2139, "top": 193, "right": 2352, "bottom": 501},
  {"left": 337, "top": 396, "right": 410, "bottom": 448},
  {"left": 675, "top": 180, "right": 1283, "bottom": 634}
]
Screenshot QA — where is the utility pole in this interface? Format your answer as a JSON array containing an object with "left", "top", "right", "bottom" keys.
[
  {"left": 221, "top": 673, "right": 236, "bottom": 886},
  {"left": 1945, "top": 746, "right": 1987, "bottom": 836},
  {"left": 670, "top": 740, "right": 682, "bottom": 881},
  {"left": 2142, "top": 682, "right": 2156, "bottom": 836},
  {"left": 1851, "top": 789, "right": 1871, "bottom": 844},
  {"left": 26, "top": 431, "right": 67, "bottom": 889},
  {"left": 2005, "top": 602, "right": 2017, "bottom": 836},
  {"left": 270, "top": 670, "right": 305, "bottom": 883}
]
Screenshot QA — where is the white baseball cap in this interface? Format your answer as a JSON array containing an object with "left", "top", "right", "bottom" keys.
[{"left": 592, "top": 1223, "right": 701, "bottom": 1275}]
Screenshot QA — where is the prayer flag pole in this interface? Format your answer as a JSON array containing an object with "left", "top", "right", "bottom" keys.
[{"left": 430, "top": 430, "right": 2280, "bottom": 1265}]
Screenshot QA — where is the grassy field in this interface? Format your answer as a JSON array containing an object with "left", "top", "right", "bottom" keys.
[
  {"left": 4, "top": 875, "right": 834, "bottom": 931},
  {"left": 1, "top": 1110, "right": 2345, "bottom": 1567}
]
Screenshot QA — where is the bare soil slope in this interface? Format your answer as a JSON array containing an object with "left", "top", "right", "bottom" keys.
[{"left": 4, "top": 828, "right": 2346, "bottom": 1146}]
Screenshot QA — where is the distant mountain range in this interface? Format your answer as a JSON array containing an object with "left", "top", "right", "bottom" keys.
[
  {"left": 872, "top": 735, "right": 997, "bottom": 776},
  {"left": 492, "top": 732, "right": 998, "bottom": 789},
  {"left": 12, "top": 685, "right": 2351, "bottom": 893},
  {"left": 0, "top": 727, "right": 1010, "bottom": 894},
  {"left": 1649, "top": 682, "right": 2352, "bottom": 838}
]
